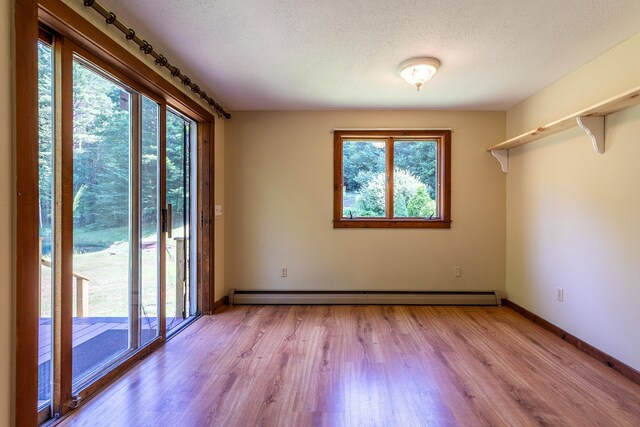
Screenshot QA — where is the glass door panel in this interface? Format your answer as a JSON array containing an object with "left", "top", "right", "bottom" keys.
[
  {"left": 140, "top": 95, "right": 160, "bottom": 345},
  {"left": 37, "top": 38, "right": 54, "bottom": 411},
  {"left": 165, "top": 110, "right": 195, "bottom": 333},
  {"left": 71, "top": 59, "right": 132, "bottom": 386}
]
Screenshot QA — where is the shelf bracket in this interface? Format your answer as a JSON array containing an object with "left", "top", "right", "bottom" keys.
[
  {"left": 576, "top": 116, "right": 605, "bottom": 154},
  {"left": 491, "top": 149, "right": 509, "bottom": 173}
]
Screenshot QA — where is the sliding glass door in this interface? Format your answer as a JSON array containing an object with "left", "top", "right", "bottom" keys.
[
  {"left": 36, "top": 31, "right": 201, "bottom": 422},
  {"left": 71, "top": 58, "right": 134, "bottom": 388},
  {"left": 165, "top": 110, "right": 197, "bottom": 334}
]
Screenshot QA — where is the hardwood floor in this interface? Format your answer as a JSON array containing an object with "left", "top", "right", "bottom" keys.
[{"left": 58, "top": 305, "right": 640, "bottom": 426}]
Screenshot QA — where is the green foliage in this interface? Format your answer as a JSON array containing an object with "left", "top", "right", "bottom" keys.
[
  {"left": 394, "top": 141, "right": 437, "bottom": 200},
  {"left": 166, "top": 110, "right": 191, "bottom": 225},
  {"left": 355, "top": 172, "right": 386, "bottom": 217},
  {"left": 73, "top": 184, "right": 87, "bottom": 214},
  {"left": 141, "top": 96, "right": 160, "bottom": 226},
  {"left": 342, "top": 140, "right": 438, "bottom": 207},
  {"left": 73, "top": 226, "right": 129, "bottom": 252},
  {"left": 407, "top": 186, "right": 436, "bottom": 218},
  {"left": 342, "top": 142, "right": 385, "bottom": 192},
  {"left": 355, "top": 169, "right": 435, "bottom": 218},
  {"left": 393, "top": 169, "right": 426, "bottom": 205},
  {"left": 38, "top": 43, "right": 54, "bottom": 234},
  {"left": 37, "top": 45, "right": 192, "bottom": 251},
  {"left": 394, "top": 191, "right": 408, "bottom": 217},
  {"left": 71, "top": 61, "right": 131, "bottom": 232}
]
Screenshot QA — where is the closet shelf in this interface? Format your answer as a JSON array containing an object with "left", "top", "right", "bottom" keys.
[{"left": 487, "top": 85, "right": 640, "bottom": 173}]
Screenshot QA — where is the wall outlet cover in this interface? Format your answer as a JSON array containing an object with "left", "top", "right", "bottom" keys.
[{"left": 454, "top": 266, "right": 462, "bottom": 278}]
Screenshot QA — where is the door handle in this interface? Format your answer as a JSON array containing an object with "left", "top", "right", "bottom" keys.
[
  {"left": 162, "top": 208, "right": 167, "bottom": 233},
  {"left": 167, "top": 203, "right": 172, "bottom": 238}
]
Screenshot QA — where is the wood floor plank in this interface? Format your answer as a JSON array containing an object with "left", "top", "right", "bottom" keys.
[{"left": 58, "top": 305, "right": 640, "bottom": 426}]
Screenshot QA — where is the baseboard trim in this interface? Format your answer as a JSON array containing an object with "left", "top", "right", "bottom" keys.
[
  {"left": 503, "top": 299, "right": 640, "bottom": 387},
  {"left": 212, "top": 296, "right": 229, "bottom": 313},
  {"left": 229, "top": 289, "right": 501, "bottom": 306}
]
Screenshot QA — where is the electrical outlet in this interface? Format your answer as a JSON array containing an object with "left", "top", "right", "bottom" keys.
[
  {"left": 454, "top": 266, "right": 462, "bottom": 278},
  {"left": 281, "top": 267, "right": 287, "bottom": 278},
  {"left": 214, "top": 205, "right": 223, "bottom": 216},
  {"left": 556, "top": 287, "right": 564, "bottom": 302}
]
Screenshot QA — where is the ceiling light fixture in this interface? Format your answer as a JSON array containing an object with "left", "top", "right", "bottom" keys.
[{"left": 398, "top": 57, "right": 440, "bottom": 91}]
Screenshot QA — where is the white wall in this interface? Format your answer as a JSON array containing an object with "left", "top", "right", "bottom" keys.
[
  {"left": 506, "top": 32, "right": 640, "bottom": 371},
  {"left": 507, "top": 32, "right": 640, "bottom": 137},
  {"left": 225, "top": 110, "right": 506, "bottom": 294},
  {"left": 0, "top": 0, "right": 12, "bottom": 425}
]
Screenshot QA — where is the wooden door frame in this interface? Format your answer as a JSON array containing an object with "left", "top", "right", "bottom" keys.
[
  {"left": 198, "top": 121, "right": 215, "bottom": 314},
  {"left": 14, "top": 0, "right": 216, "bottom": 424},
  {"left": 15, "top": 0, "right": 40, "bottom": 424}
]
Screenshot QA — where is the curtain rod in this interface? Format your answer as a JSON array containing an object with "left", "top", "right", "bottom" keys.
[{"left": 82, "top": 0, "right": 231, "bottom": 119}]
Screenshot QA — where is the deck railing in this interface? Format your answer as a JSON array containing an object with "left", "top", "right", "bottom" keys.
[
  {"left": 40, "top": 237, "right": 91, "bottom": 317},
  {"left": 174, "top": 237, "right": 187, "bottom": 319},
  {"left": 40, "top": 257, "right": 91, "bottom": 318},
  {"left": 40, "top": 237, "right": 187, "bottom": 319}
]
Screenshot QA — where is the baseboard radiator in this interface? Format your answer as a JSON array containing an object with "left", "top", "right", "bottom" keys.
[{"left": 229, "top": 289, "right": 502, "bottom": 306}]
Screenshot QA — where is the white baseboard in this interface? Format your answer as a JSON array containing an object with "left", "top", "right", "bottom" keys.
[{"left": 229, "top": 289, "right": 502, "bottom": 306}]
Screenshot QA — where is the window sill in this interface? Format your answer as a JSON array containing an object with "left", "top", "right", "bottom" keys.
[{"left": 333, "top": 219, "right": 452, "bottom": 229}]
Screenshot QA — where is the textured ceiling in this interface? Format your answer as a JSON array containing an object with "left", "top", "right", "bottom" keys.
[{"left": 99, "top": 0, "right": 640, "bottom": 111}]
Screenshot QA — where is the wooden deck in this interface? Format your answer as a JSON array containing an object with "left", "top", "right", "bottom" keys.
[
  {"left": 38, "top": 318, "right": 158, "bottom": 365},
  {"left": 38, "top": 317, "right": 159, "bottom": 409}
]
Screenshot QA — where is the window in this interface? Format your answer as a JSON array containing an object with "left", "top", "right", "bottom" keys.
[{"left": 333, "top": 130, "right": 451, "bottom": 228}]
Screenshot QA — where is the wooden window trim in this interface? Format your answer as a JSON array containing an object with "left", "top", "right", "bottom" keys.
[
  {"left": 69, "top": 40, "right": 164, "bottom": 105},
  {"left": 333, "top": 129, "right": 451, "bottom": 229},
  {"left": 37, "top": 0, "right": 213, "bottom": 123},
  {"left": 15, "top": 1, "right": 217, "bottom": 424},
  {"left": 38, "top": 26, "right": 53, "bottom": 45}
]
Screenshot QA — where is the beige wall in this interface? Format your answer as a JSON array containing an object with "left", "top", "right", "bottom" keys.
[
  {"left": 506, "top": 32, "right": 640, "bottom": 371},
  {"left": 214, "top": 118, "right": 226, "bottom": 303},
  {"left": 225, "top": 111, "right": 506, "bottom": 294},
  {"left": 1, "top": 0, "right": 12, "bottom": 425},
  {"left": 507, "top": 32, "right": 640, "bottom": 138}
]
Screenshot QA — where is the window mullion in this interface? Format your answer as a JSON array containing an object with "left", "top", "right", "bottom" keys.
[
  {"left": 130, "top": 93, "right": 141, "bottom": 351},
  {"left": 334, "top": 135, "right": 344, "bottom": 220},
  {"left": 386, "top": 137, "right": 394, "bottom": 218},
  {"left": 436, "top": 137, "right": 441, "bottom": 218},
  {"left": 159, "top": 104, "right": 167, "bottom": 339},
  {"left": 54, "top": 34, "right": 74, "bottom": 418}
]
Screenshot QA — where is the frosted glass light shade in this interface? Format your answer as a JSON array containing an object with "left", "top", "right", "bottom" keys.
[{"left": 398, "top": 57, "right": 440, "bottom": 91}]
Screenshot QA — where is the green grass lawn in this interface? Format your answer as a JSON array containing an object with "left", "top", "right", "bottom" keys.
[{"left": 39, "top": 228, "right": 187, "bottom": 319}]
